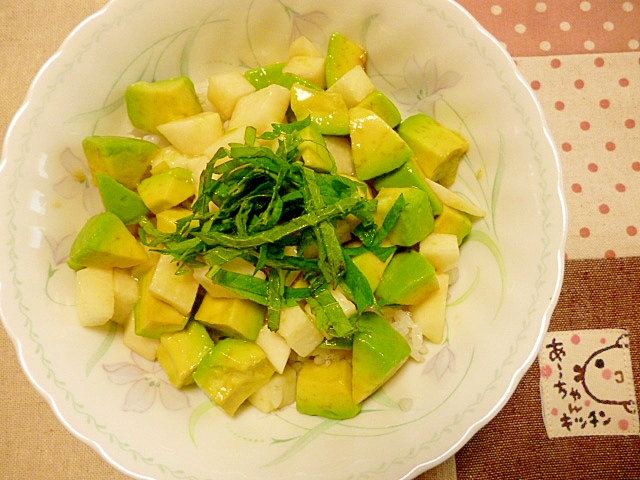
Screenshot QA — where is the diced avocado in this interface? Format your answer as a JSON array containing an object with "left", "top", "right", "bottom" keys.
[
  {"left": 352, "top": 312, "right": 411, "bottom": 404},
  {"left": 396, "top": 114, "right": 469, "bottom": 187},
  {"left": 82, "top": 136, "right": 158, "bottom": 190},
  {"left": 349, "top": 107, "right": 412, "bottom": 181},
  {"left": 299, "top": 122, "right": 336, "bottom": 173},
  {"left": 351, "top": 250, "right": 390, "bottom": 292},
  {"left": 433, "top": 204, "right": 473, "bottom": 245},
  {"left": 296, "top": 357, "right": 361, "bottom": 419},
  {"left": 373, "top": 187, "right": 434, "bottom": 246},
  {"left": 373, "top": 158, "right": 443, "bottom": 216},
  {"left": 134, "top": 266, "right": 189, "bottom": 338},
  {"left": 95, "top": 172, "right": 149, "bottom": 225},
  {"left": 325, "top": 32, "right": 367, "bottom": 87},
  {"left": 194, "top": 294, "right": 266, "bottom": 342},
  {"left": 355, "top": 90, "right": 402, "bottom": 128},
  {"left": 137, "top": 167, "right": 195, "bottom": 214},
  {"left": 155, "top": 207, "right": 194, "bottom": 233},
  {"left": 290, "top": 83, "right": 350, "bottom": 135},
  {"left": 157, "top": 320, "right": 215, "bottom": 388},
  {"left": 68, "top": 212, "right": 147, "bottom": 271},
  {"left": 245, "top": 62, "right": 321, "bottom": 90},
  {"left": 125, "top": 76, "right": 203, "bottom": 135},
  {"left": 375, "top": 251, "right": 439, "bottom": 305},
  {"left": 193, "top": 338, "right": 275, "bottom": 416}
]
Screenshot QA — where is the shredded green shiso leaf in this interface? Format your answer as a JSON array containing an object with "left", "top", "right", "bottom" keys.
[{"left": 139, "top": 118, "right": 404, "bottom": 337}]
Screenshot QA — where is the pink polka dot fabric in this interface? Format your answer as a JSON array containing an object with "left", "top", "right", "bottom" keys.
[
  {"left": 458, "top": 0, "right": 640, "bottom": 259},
  {"left": 460, "top": 0, "right": 640, "bottom": 56}
]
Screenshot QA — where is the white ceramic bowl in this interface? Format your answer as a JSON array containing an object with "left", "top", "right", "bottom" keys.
[{"left": 0, "top": 0, "right": 567, "bottom": 478}]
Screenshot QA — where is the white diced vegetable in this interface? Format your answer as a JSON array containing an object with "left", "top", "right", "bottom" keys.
[
  {"left": 111, "top": 268, "right": 139, "bottom": 324},
  {"left": 331, "top": 288, "right": 357, "bottom": 318},
  {"left": 228, "top": 84, "right": 291, "bottom": 134},
  {"left": 207, "top": 71, "right": 256, "bottom": 120},
  {"left": 326, "top": 65, "right": 376, "bottom": 108},
  {"left": 325, "top": 135, "right": 355, "bottom": 175},
  {"left": 419, "top": 233, "right": 460, "bottom": 273},
  {"left": 157, "top": 111, "right": 224, "bottom": 156},
  {"left": 424, "top": 177, "right": 487, "bottom": 218},
  {"left": 248, "top": 365, "right": 297, "bottom": 413},
  {"left": 149, "top": 254, "right": 199, "bottom": 315},
  {"left": 288, "top": 36, "right": 324, "bottom": 58},
  {"left": 283, "top": 55, "right": 326, "bottom": 89},
  {"left": 278, "top": 305, "right": 324, "bottom": 357},
  {"left": 255, "top": 325, "right": 291, "bottom": 374},
  {"left": 76, "top": 267, "right": 114, "bottom": 327}
]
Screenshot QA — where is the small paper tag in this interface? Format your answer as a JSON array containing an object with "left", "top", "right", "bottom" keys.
[{"left": 538, "top": 329, "right": 639, "bottom": 438}]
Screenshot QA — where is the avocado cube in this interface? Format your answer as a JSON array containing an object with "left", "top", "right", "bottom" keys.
[
  {"left": 193, "top": 338, "right": 275, "bottom": 416},
  {"left": 296, "top": 357, "right": 361, "bottom": 419},
  {"left": 125, "top": 76, "right": 203, "bottom": 135},
  {"left": 137, "top": 167, "right": 195, "bottom": 214},
  {"left": 298, "top": 122, "right": 336, "bottom": 173},
  {"left": 194, "top": 294, "right": 266, "bottom": 342},
  {"left": 157, "top": 320, "right": 215, "bottom": 388},
  {"left": 325, "top": 32, "right": 367, "bottom": 87},
  {"left": 95, "top": 172, "right": 149, "bottom": 225},
  {"left": 155, "top": 207, "right": 194, "bottom": 234},
  {"left": 373, "top": 187, "right": 434, "bottom": 246},
  {"left": 68, "top": 212, "right": 147, "bottom": 271},
  {"left": 352, "top": 312, "right": 411, "bottom": 404},
  {"left": 372, "top": 157, "right": 443, "bottom": 216},
  {"left": 290, "top": 83, "right": 350, "bottom": 135},
  {"left": 245, "top": 62, "right": 321, "bottom": 91},
  {"left": 82, "top": 135, "right": 158, "bottom": 190},
  {"left": 350, "top": 250, "right": 390, "bottom": 292},
  {"left": 375, "top": 251, "right": 439, "bottom": 305},
  {"left": 355, "top": 90, "right": 402, "bottom": 128},
  {"left": 433, "top": 205, "right": 473, "bottom": 245},
  {"left": 397, "top": 114, "right": 469, "bottom": 187},
  {"left": 349, "top": 107, "right": 412, "bottom": 181},
  {"left": 134, "top": 267, "right": 189, "bottom": 338}
]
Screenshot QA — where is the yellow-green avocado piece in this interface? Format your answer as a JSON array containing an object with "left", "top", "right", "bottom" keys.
[
  {"left": 194, "top": 295, "right": 266, "bottom": 342},
  {"left": 373, "top": 187, "right": 434, "bottom": 246},
  {"left": 95, "top": 172, "right": 149, "bottom": 225},
  {"left": 433, "top": 204, "right": 473, "bottom": 245},
  {"left": 355, "top": 90, "right": 402, "bottom": 128},
  {"left": 349, "top": 107, "right": 413, "bottom": 181},
  {"left": 296, "top": 357, "right": 361, "bottom": 419},
  {"left": 82, "top": 135, "right": 158, "bottom": 190},
  {"left": 373, "top": 157, "right": 444, "bottom": 216},
  {"left": 125, "top": 76, "right": 203, "bottom": 135},
  {"left": 325, "top": 32, "right": 367, "bottom": 88},
  {"left": 396, "top": 113, "right": 469, "bottom": 187},
  {"left": 157, "top": 320, "right": 215, "bottom": 388},
  {"left": 352, "top": 312, "right": 411, "bottom": 404},
  {"left": 375, "top": 250, "right": 439, "bottom": 305},
  {"left": 136, "top": 167, "right": 195, "bottom": 214},
  {"left": 290, "top": 83, "right": 350, "bottom": 135},
  {"left": 134, "top": 266, "right": 189, "bottom": 338},
  {"left": 68, "top": 211, "right": 147, "bottom": 271},
  {"left": 193, "top": 338, "right": 275, "bottom": 416}
]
